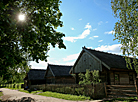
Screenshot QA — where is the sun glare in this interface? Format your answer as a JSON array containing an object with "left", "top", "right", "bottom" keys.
[{"left": 18, "top": 14, "right": 25, "bottom": 21}]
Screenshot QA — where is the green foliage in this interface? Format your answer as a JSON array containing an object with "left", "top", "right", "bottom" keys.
[
  {"left": 111, "top": 0, "right": 138, "bottom": 72},
  {"left": 0, "top": 0, "right": 65, "bottom": 80},
  {"left": 0, "top": 91, "right": 3, "bottom": 98},
  {"left": 79, "top": 69, "right": 101, "bottom": 85}
]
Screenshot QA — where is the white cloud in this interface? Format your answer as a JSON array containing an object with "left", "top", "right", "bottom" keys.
[
  {"left": 89, "top": 36, "right": 99, "bottom": 40},
  {"left": 85, "top": 23, "right": 91, "bottom": 29},
  {"left": 98, "top": 21, "right": 103, "bottom": 25},
  {"left": 98, "top": 40, "right": 103, "bottom": 42},
  {"left": 95, "top": 44, "right": 122, "bottom": 55},
  {"left": 104, "top": 30, "right": 115, "bottom": 34},
  {"left": 71, "top": 27, "right": 75, "bottom": 30},
  {"left": 89, "top": 37, "right": 93, "bottom": 40},
  {"left": 106, "top": 21, "right": 108, "bottom": 23},
  {"left": 79, "top": 18, "right": 82, "bottom": 21},
  {"left": 63, "top": 53, "right": 79, "bottom": 61},
  {"left": 93, "top": 28, "right": 97, "bottom": 31},
  {"left": 29, "top": 61, "right": 48, "bottom": 69},
  {"left": 64, "top": 23, "right": 91, "bottom": 42},
  {"left": 64, "top": 61, "right": 75, "bottom": 65},
  {"left": 93, "top": 36, "right": 99, "bottom": 38},
  {"left": 87, "top": 47, "right": 93, "bottom": 49}
]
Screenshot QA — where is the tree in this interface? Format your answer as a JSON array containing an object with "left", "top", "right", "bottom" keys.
[
  {"left": 0, "top": 0, "right": 65, "bottom": 76},
  {"left": 79, "top": 69, "right": 101, "bottom": 85},
  {"left": 111, "top": 0, "right": 138, "bottom": 72}
]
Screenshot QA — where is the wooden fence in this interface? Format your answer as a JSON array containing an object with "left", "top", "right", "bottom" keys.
[
  {"left": 0, "top": 84, "right": 24, "bottom": 89},
  {"left": 29, "top": 83, "right": 106, "bottom": 99}
]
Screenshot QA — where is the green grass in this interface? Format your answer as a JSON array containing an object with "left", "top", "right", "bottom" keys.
[
  {"left": 38, "top": 91, "right": 91, "bottom": 101},
  {"left": 0, "top": 91, "right": 3, "bottom": 101},
  {"left": 18, "top": 89, "right": 90, "bottom": 101}
]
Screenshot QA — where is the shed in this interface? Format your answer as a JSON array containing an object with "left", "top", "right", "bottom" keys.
[
  {"left": 45, "top": 64, "right": 75, "bottom": 84},
  {"left": 24, "top": 69, "right": 46, "bottom": 88},
  {"left": 70, "top": 47, "right": 137, "bottom": 85}
]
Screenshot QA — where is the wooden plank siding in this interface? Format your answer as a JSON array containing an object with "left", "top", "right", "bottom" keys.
[
  {"left": 109, "top": 70, "right": 136, "bottom": 85},
  {"left": 74, "top": 52, "right": 102, "bottom": 73},
  {"left": 46, "top": 69, "right": 54, "bottom": 77}
]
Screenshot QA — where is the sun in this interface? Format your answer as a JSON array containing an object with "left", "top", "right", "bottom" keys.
[{"left": 18, "top": 14, "right": 25, "bottom": 21}]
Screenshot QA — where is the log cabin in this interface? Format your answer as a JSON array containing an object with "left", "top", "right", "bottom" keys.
[
  {"left": 70, "top": 47, "right": 137, "bottom": 85},
  {"left": 24, "top": 69, "right": 46, "bottom": 88},
  {"left": 45, "top": 64, "right": 75, "bottom": 84}
]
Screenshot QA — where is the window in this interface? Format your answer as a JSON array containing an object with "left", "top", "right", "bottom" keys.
[
  {"left": 115, "top": 74, "right": 119, "bottom": 81},
  {"left": 129, "top": 74, "right": 133, "bottom": 81}
]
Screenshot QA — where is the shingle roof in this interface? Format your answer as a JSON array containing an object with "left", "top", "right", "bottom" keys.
[
  {"left": 85, "top": 47, "right": 134, "bottom": 69},
  {"left": 48, "top": 64, "right": 73, "bottom": 77},
  {"left": 27, "top": 69, "right": 46, "bottom": 80}
]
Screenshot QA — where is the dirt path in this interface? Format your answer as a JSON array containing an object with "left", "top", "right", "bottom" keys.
[{"left": 0, "top": 88, "right": 102, "bottom": 102}]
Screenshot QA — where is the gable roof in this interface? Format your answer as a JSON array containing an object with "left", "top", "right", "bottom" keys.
[
  {"left": 70, "top": 47, "right": 135, "bottom": 74},
  {"left": 25, "top": 69, "right": 46, "bottom": 80},
  {"left": 85, "top": 48, "right": 127, "bottom": 69},
  {"left": 46, "top": 64, "right": 73, "bottom": 77}
]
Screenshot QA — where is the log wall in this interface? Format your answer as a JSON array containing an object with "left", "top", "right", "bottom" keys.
[{"left": 74, "top": 52, "right": 102, "bottom": 73}]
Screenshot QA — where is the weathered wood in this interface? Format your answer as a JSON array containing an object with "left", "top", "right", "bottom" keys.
[
  {"left": 74, "top": 52, "right": 102, "bottom": 73},
  {"left": 108, "top": 92, "right": 137, "bottom": 97},
  {"left": 106, "top": 85, "right": 135, "bottom": 88},
  {"left": 104, "top": 83, "right": 107, "bottom": 98},
  {"left": 134, "top": 79, "right": 138, "bottom": 97},
  {"left": 107, "top": 89, "right": 136, "bottom": 92}
]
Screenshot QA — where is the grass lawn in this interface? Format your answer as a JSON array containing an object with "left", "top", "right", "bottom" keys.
[
  {"left": 18, "top": 89, "right": 90, "bottom": 101},
  {"left": 38, "top": 91, "right": 90, "bottom": 101}
]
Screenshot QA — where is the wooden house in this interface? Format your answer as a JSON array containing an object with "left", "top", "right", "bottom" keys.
[
  {"left": 45, "top": 64, "right": 75, "bottom": 84},
  {"left": 24, "top": 69, "right": 46, "bottom": 88},
  {"left": 70, "top": 47, "right": 137, "bottom": 85}
]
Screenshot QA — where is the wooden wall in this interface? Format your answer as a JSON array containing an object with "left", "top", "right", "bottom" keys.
[
  {"left": 74, "top": 52, "right": 102, "bottom": 73},
  {"left": 55, "top": 77, "right": 75, "bottom": 84},
  {"left": 109, "top": 70, "right": 136, "bottom": 85},
  {"left": 46, "top": 68, "right": 53, "bottom": 77}
]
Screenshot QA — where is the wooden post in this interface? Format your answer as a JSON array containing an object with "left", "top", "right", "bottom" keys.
[
  {"left": 104, "top": 82, "right": 107, "bottom": 98},
  {"left": 134, "top": 79, "right": 138, "bottom": 97}
]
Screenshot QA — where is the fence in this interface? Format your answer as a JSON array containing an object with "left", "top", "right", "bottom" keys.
[
  {"left": 0, "top": 83, "right": 24, "bottom": 89},
  {"left": 29, "top": 83, "right": 106, "bottom": 99}
]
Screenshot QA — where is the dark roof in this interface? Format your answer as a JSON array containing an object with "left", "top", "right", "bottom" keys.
[
  {"left": 48, "top": 64, "right": 73, "bottom": 77},
  {"left": 26, "top": 69, "right": 46, "bottom": 80},
  {"left": 85, "top": 47, "right": 134, "bottom": 69}
]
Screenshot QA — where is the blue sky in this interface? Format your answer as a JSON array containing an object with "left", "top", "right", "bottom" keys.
[{"left": 30, "top": 0, "right": 122, "bottom": 69}]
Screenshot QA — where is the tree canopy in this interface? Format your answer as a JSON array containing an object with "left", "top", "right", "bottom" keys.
[
  {"left": 0, "top": 1, "right": 65, "bottom": 67},
  {"left": 111, "top": 0, "right": 138, "bottom": 71},
  {"left": 0, "top": 0, "right": 65, "bottom": 80}
]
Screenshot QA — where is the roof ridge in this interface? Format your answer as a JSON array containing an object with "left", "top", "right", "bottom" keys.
[
  {"left": 84, "top": 47, "right": 124, "bottom": 57},
  {"left": 30, "top": 69, "right": 46, "bottom": 71},
  {"left": 48, "top": 63, "right": 73, "bottom": 67}
]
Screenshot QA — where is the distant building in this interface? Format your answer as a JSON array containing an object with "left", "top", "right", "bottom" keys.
[
  {"left": 45, "top": 64, "right": 75, "bottom": 84},
  {"left": 24, "top": 69, "right": 46, "bottom": 88}
]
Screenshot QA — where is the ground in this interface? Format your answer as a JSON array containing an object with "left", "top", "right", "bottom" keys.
[{"left": 0, "top": 88, "right": 101, "bottom": 102}]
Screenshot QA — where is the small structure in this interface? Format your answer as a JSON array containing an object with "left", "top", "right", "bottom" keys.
[
  {"left": 45, "top": 64, "right": 75, "bottom": 84},
  {"left": 70, "top": 47, "right": 137, "bottom": 85},
  {"left": 24, "top": 69, "right": 46, "bottom": 88}
]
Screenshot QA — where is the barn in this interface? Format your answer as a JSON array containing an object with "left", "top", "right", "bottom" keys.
[
  {"left": 70, "top": 47, "right": 137, "bottom": 85},
  {"left": 45, "top": 64, "right": 75, "bottom": 84},
  {"left": 24, "top": 69, "right": 46, "bottom": 88}
]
